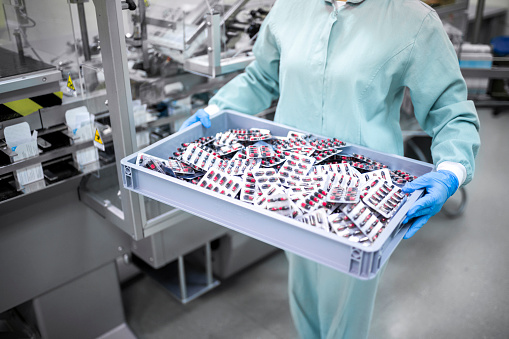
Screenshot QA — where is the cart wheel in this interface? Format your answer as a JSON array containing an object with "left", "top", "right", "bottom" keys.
[{"left": 441, "top": 186, "right": 467, "bottom": 218}]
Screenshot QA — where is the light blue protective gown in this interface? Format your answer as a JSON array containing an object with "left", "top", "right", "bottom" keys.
[{"left": 209, "top": 0, "right": 480, "bottom": 338}]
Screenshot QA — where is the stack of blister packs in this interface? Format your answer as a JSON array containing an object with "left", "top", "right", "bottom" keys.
[{"left": 137, "top": 128, "right": 418, "bottom": 246}]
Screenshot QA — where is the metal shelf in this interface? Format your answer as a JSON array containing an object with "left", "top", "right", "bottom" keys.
[{"left": 461, "top": 67, "right": 509, "bottom": 79}]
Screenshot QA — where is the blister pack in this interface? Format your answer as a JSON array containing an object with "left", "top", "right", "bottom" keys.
[
  {"left": 240, "top": 171, "right": 258, "bottom": 203},
  {"left": 166, "top": 158, "right": 194, "bottom": 175},
  {"left": 361, "top": 168, "right": 393, "bottom": 186},
  {"left": 332, "top": 173, "right": 360, "bottom": 189},
  {"left": 297, "top": 208, "right": 329, "bottom": 231},
  {"left": 308, "top": 138, "right": 346, "bottom": 150},
  {"left": 244, "top": 145, "right": 275, "bottom": 159},
  {"left": 278, "top": 153, "right": 316, "bottom": 186},
  {"left": 362, "top": 181, "right": 406, "bottom": 218},
  {"left": 260, "top": 154, "right": 286, "bottom": 167},
  {"left": 391, "top": 169, "right": 418, "bottom": 185},
  {"left": 266, "top": 193, "right": 292, "bottom": 217},
  {"left": 327, "top": 213, "right": 367, "bottom": 243},
  {"left": 224, "top": 158, "right": 259, "bottom": 176},
  {"left": 218, "top": 142, "right": 244, "bottom": 156},
  {"left": 234, "top": 130, "right": 272, "bottom": 142},
  {"left": 197, "top": 169, "right": 242, "bottom": 198},
  {"left": 297, "top": 187, "right": 328, "bottom": 213},
  {"left": 253, "top": 168, "right": 279, "bottom": 195},
  {"left": 181, "top": 144, "right": 221, "bottom": 171},
  {"left": 137, "top": 153, "right": 167, "bottom": 174},
  {"left": 326, "top": 186, "right": 360, "bottom": 204},
  {"left": 313, "top": 149, "right": 342, "bottom": 163},
  {"left": 181, "top": 136, "right": 214, "bottom": 149},
  {"left": 299, "top": 173, "right": 330, "bottom": 189},
  {"left": 341, "top": 202, "right": 386, "bottom": 241}
]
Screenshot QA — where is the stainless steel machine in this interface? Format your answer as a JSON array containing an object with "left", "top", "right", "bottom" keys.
[{"left": 0, "top": 1, "right": 275, "bottom": 337}]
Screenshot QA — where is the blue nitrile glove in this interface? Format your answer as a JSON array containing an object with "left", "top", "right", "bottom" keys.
[
  {"left": 179, "top": 109, "right": 211, "bottom": 131},
  {"left": 401, "top": 170, "right": 459, "bottom": 239}
]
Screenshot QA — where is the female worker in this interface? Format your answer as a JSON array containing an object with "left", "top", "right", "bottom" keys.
[{"left": 180, "top": 0, "right": 480, "bottom": 338}]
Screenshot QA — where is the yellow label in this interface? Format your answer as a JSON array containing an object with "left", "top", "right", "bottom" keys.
[
  {"left": 67, "top": 75, "right": 76, "bottom": 92},
  {"left": 94, "top": 128, "right": 103, "bottom": 144}
]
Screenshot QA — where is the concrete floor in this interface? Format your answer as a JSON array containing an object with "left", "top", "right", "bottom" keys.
[{"left": 122, "top": 109, "right": 509, "bottom": 339}]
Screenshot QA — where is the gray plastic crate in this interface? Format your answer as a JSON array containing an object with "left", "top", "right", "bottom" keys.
[{"left": 121, "top": 110, "right": 434, "bottom": 279}]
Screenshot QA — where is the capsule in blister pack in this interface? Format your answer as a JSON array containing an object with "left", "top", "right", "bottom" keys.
[
  {"left": 181, "top": 144, "right": 216, "bottom": 171},
  {"left": 278, "top": 153, "right": 316, "bottom": 186},
  {"left": 246, "top": 145, "right": 275, "bottom": 159},
  {"left": 297, "top": 187, "right": 328, "bottom": 213},
  {"left": 345, "top": 160, "right": 375, "bottom": 172},
  {"left": 266, "top": 193, "right": 292, "bottom": 217},
  {"left": 308, "top": 138, "right": 346, "bottom": 150},
  {"left": 225, "top": 158, "right": 259, "bottom": 176},
  {"left": 181, "top": 136, "right": 214, "bottom": 149},
  {"left": 304, "top": 173, "right": 330, "bottom": 189},
  {"left": 362, "top": 168, "right": 393, "bottom": 187},
  {"left": 362, "top": 180, "right": 406, "bottom": 218},
  {"left": 329, "top": 212, "right": 371, "bottom": 244},
  {"left": 332, "top": 174, "right": 360, "bottom": 189},
  {"left": 341, "top": 202, "right": 384, "bottom": 242},
  {"left": 275, "top": 136, "right": 310, "bottom": 150},
  {"left": 260, "top": 154, "right": 286, "bottom": 167},
  {"left": 327, "top": 186, "right": 360, "bottom": 204},
  {"left": 313, "top": 165, "right": 330, "bottom": 175},
  {"left": 287, "top": 131, "right": 307, "bottom": 139},
  {"left": 235, "top": 132, "right": 272, "bottom": 142},
  {"left": 297, "top": 208, "right": 329, "bottom": 231},
  {"left": 240, "top": 172, "right": 258, "bottom": 204},
  {"left": 138, "top": 154, "right": 166, "bottom": 174},
  {"left": 390, "top": 169, "right": 418, "bottom": 185},
  {"left": 250, "top": 128, "right": 271, "bottom": 135},
  {"left": 219, "top": 142, "right": 244, "bottom": 156},
  {"left": 290, "top": 146, "right": 315, "bottom": 156},
  {"left": 198, "top": 169, "right": 242, "bottom": 198},
  {"left": 313, "top": 149, "right": 341, "bottom": 163},
  {"left": 329, "top": 213, "right": 359, "bottom": 233},
  {"left": 254, "top": 193, "right": 268, "bottom": 208},
  {"left": 214, "top": 158, "right": 229, "bottom": 172},
  {"left": 254, "top": 168, "right": 279, "bottom": 195}
]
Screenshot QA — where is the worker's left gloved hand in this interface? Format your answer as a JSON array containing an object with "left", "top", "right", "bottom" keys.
[
  {"left": 401, "top": 170, "right": 459, "bottom": 239},
  {"left": 179, "top": 109, "right": 211, "bottom": 131}
]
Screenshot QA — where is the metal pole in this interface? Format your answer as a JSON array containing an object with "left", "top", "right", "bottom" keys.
[
  {"left": 178, "top": 256, "right": 187, "bottom": 301},
  {"left": 205, "top": 242, "right": 213, "bottom": 286},
  {"left": 76, "top": 2, "right": 92, "bottom": 61},
  {"left": 472, "top": 0, "right": 485, "bottom": 44},
  {"left": 13, "top": 30, "right": 24, "bottom": 60},
  {"left": 92, "top": 0, "right": 146, "bottom": 240},
  {"left": 206, "top": 13, "right": 221, "bottom": 78},
  {"left": 138, "top": 0, "right": 150, "bottom": 71}
]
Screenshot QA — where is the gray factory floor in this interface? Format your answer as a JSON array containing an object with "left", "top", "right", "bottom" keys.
[{"left": 122, "top": 109, "right": 509, "bottom": 339}]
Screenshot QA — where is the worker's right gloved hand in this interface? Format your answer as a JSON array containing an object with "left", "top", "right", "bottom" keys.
[{"left": 179, "top": 109, "right": 211, "bottom": 131}]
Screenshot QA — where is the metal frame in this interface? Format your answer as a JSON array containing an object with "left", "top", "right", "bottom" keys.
[
  {"left": 92, "top": 0, "right": 147, "bottom": 239},
  {"left": 184, "top": 11, "right": 256, "bottom": 77},
  {"left": 0, "top": 69, "right": 61, "bottom": 104},
  {"left": 90, "top": 0, "right": 198, "bottom": 240}
]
